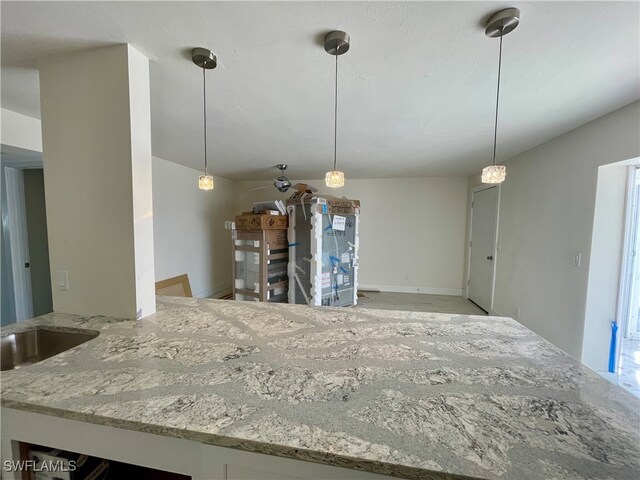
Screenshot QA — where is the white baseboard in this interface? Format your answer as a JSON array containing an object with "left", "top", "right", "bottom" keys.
[
  {"left": 358, "top": 284, "right": 463, "bottom": 296},
  {"left": 198, "top": 283, "right": 464, "bottom": 298}
]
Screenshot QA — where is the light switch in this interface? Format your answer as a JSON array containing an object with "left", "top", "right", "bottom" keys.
[
  {"left": 571, "top": 252, "right": 582, "bottom": 268},
  {"left": 57, "top": 270, "right": 69, "bottom": 290}
]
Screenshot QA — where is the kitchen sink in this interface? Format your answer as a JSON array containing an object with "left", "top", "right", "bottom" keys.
[{"left": 1, "top": 327, "right": 100, "bottom": 371}]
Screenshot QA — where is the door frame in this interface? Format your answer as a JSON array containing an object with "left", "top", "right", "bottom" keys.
[
  {"left": 465, "top": 183, "right": 501, "bottom": 315},
  {"left": 2, "top": 166, "right": 34, "bottom": 321}
]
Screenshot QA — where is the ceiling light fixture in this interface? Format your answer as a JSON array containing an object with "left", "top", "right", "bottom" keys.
[
  {"left": 192, "top": 47, "right": 217, "bottom": 190},
  {"left": 324, "top": 31, "right": 350, "bottom": 188},
  {"left": 481, "top": 8, "right": 520, "bottom": 184}
]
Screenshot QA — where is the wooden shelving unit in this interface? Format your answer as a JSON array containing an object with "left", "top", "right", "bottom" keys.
[{"left": 232, "top": 228, "right": 288, "bottom": 302}]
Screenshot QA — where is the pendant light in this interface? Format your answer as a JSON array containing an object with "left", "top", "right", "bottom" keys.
[
  {"left": 324, "top": 31, "right": 350, "bottom": 188},
  {"left": 481, "top": 8, "right": 520, "bottom": 184},
  {"left": 192, "top": 48, "right": 217, "bottom": 190}
]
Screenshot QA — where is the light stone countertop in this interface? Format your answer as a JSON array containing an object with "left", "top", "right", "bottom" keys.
[{"left": 1, "top": 296, "right": 639, "bottom": 480}]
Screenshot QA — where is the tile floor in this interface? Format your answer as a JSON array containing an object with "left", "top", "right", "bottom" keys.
[
  {"left": 357, "top": 291, "right": 486, "bottom": 315},
  {"left": 619, "top": 338, "right": 640, "bottom": 398}
]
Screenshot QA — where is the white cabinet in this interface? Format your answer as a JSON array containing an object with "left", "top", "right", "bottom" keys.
[
  {"left": 226, "top": 465, "right": 306, "bottom": 480},
  {"left": 1, "top": 408, "right": 395, "bottom": 480}
]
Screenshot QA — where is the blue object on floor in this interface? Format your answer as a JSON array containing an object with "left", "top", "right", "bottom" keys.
[{"left": 608, "top": 320, "right": 619, "bottom": 373}]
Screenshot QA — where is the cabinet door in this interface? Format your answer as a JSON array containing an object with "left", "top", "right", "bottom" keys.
[
  {"left": 224, "top": 461, "right": 394, "bottom": 480},
  {"left": 226, "top": 464, "right": 306, "bottom": 480}
]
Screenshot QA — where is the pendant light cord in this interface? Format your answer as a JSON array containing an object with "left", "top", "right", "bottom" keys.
[
  {"left": 333, "top": 46, "right": 339, "bottom": 172},
  {"left": 492, "top": 28, "right": 503, "bottom": 166},
  {"left": 203, "top": 66, "right": 208, "bottom": 175}
]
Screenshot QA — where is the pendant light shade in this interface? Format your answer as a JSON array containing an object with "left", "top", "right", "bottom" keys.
[
  {"left": 481, "top": 165, "right": 506, "bottom": 184},
  {"left": 324, "top": 31, "right": 350, "bottom": 188},
  {"left": 325, "top": 170, "right": 345, "bottom": 188},
  {"left": 198, "top": 174, "right": 214, "bottom": 190},
  {"left": 481, "top": 8, "right": 520, "bottom": 185},
  {"left": 192, "top": 48, "right": 217, "bottom": 190}
]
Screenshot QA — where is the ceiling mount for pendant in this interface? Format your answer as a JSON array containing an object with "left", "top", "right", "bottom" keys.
[
  {"left": 484, "top": 8, "right": 520, "bottom": 38},
  {"left": 192, "top": 48, "right": 217, "bottom": 69},
  {"left": 481, "top": 7, "right": 520, "bottom": 185},
  {"left": 324, "top": 31, "right": 350, "bottom": 55}
]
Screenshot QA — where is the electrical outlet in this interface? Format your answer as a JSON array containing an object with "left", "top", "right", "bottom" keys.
[{"left": 515, "top": 307, "right": 521, "bottom": 319}]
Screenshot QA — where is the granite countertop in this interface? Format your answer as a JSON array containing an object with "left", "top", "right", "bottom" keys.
[{"left": 1, "top": 297, "right": 639, "bottom": 480}]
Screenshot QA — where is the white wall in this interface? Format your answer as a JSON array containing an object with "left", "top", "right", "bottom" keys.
[
  {"left": 128, "top": 45, "right": 157, "bottom": 318},
  {"left": 235, "top": 177, "right": 469, "bottom": 294},
  {"left": 467, "top": 101, "right": 640, "bottom": 361},
  {"left": 1, "top": 109, "right": 42, "bottom": 152},
  {"left": 39, "top": 44, "right": 155, "bottom": 319},
  {"left": 152, "top": 157, "right": 234, "bottom": 298},
  {"left": 583, "top": 161, "right": 635, "bottom": 372}
]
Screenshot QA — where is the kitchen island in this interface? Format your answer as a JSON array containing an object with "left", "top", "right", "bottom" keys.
[{"left": 1, "top": 296, "right": 639, "bottom": 480}]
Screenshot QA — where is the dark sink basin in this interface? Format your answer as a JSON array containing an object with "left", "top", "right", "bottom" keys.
[{"left": 1, "top": 327, "right": 100, "bottom": 371}]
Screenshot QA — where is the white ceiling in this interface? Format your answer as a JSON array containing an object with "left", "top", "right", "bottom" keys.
[{"left": 2, "top": 1, "right": 638, "bottom": 180}]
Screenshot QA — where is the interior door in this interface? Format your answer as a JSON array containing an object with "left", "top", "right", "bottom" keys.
[
  {"left": 24, "top": 169, "right": 53, "bottom": 317},
  {"left": 468, "top": 186, "right": 499, "bottom": 312}
]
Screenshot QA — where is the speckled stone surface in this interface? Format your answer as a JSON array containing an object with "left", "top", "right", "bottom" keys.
[{"left": 1, "top": 297, "right": 639, "bottom": 480}]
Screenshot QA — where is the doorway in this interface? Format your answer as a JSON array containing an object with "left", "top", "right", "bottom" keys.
[
  {"left": 467, "top": 185, "right": 499, "bottom": 313},
  {"left": 617, "top": 165, "right": 640, "bottom": 396},
  {"left": 1, "top": 147, "right": 52, "bottom": 325}
]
